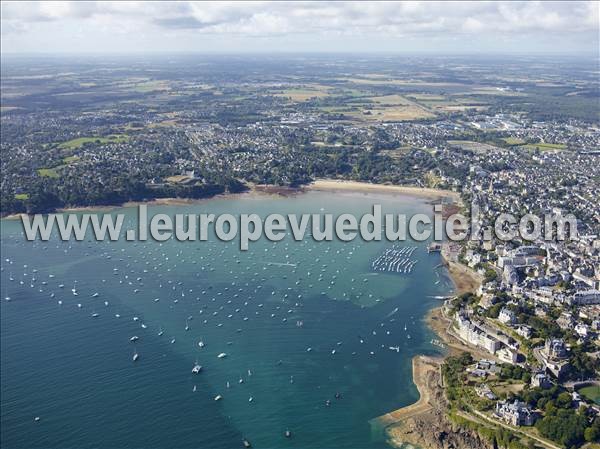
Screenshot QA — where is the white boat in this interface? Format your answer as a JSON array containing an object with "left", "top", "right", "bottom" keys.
[
  {"left": 198, "top": 341, "right": 205, "bottom": 348},
  {"left": 130, "top": 336, "right": 139, "bottom": 342},
  {"left": 92, "top": 293, "right": 99, "bottom": 298},
  {"left": 91, "top": 312, "right": 99, "bottom": 318},
  {"left": 133, "top": 352, "right": 139, "bottom": 362},
  {"left": 141, "top": 323, "right": 147, "bottom": 329},
  {"left": 192, "top": 363, "right": 202, "bottom": 374},
  {"left": 158, "top": 328, "right": 164, "bottom": 336},
  {"left": 170, "top": 338, "right": 176, "bottom": 344},
  {"left": 214, "top": 395, "right": 222, "bottom": 401},
  {"left": 217, "top": 353, "right": 227, "bottom": 359}
]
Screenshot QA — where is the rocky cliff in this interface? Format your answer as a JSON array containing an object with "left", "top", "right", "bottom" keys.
[{"left": 386, "top": 365, "right": 494, "bottom": 449}]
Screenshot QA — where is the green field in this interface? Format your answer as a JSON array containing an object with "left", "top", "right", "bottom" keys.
[
  {"left": 578, "top": 385, "right": 600, "bottom": 404},
  {"left": 37, "top": 167, "right": 61, "bottom": 178},
  {"left": 503, "top": 137, "right": 526, "bottom": 145},
  {"left": 58, "top": 134, "right": 129, "bottom": 149},
  {"left": 63, "top": 155, "right": 80, "bottom": 163}
]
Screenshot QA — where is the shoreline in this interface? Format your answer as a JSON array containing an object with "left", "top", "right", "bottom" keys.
[
  {"left": 375, "top": 255, "right": 483, "bottom": 449},
  {"left": 2, "top": 179, "right": 458, "bottom": 220},
  {"left": 2, "top": 179, "right": 481, "bottom": 448},
  {"left": 307, "top": 179, "right": 460, "bottom": 202}
]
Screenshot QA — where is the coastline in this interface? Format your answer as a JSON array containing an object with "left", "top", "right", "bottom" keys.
[
  {"left": 2, "top": 179, "right": 458, "bottom": 219},
  {"left": 2, "top": 178, "right": 478, "bottom": 448},
  {"left": 307, "top": 179, "right": 460, "bottom": 202},
  {"left": 376, "top": 253, "right": 484, "bottom": 449}
]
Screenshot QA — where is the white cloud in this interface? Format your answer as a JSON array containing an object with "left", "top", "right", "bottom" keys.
[{"left": 1, "top": 1, "right": 598, "bottom": 53}]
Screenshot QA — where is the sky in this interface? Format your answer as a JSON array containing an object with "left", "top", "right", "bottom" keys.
[{"left": 1, "top": 1, "right": 599, "bottom": 55}]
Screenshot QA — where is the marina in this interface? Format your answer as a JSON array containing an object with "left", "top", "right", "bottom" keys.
[{"left": 371, "top": 245, "right": 418, "bottom": 274}]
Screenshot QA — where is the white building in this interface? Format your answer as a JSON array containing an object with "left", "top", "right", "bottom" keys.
[
  {"left": 499, "top": 308, "right": 517, "bottom": 325},
  {"left": 571, "top": 290, "right": 600, "bottom": 305}
]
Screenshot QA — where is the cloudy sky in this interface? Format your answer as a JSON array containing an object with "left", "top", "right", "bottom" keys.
[{"left": 1, "top": 1, "right": 598, "bottom": 54}]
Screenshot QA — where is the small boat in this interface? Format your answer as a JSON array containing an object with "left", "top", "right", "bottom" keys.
[
  {"left": 192, "top": 363, "right": 202, "bottom": 374},
  {"left": 285, "top": 430, "right": 292, "bottom": 438},
  {"left": 158, "top": 328, "right": 164, "bottom": 336},
  {"left": 217, "top": 353, "right": 227, "bottom": 359},
  {"left": 92, "top": 293, "right": 99, "bottom": 298},
  {"left": 193, "top": 385, "right": 197, "bottom": 392},
  {"left": 243, "top": 439, "right": 251, "bottom": 448},
  {"left": 133, "top": 352, "right": 139, "bottom": 362},
  {"left": 198, "top": 341, "right": 205, "bottom": 348},
  {"left": 141, "top": 323, "right": 147, "bottom": 329},
  {"left": 214, "top": 395, "right": 222, "bottom": 401},
  {"left": 130, "top": 336, "right": 139, "bottom": 342},
  {"left": 170, "top": 338, "right": 176, "bottom": 344},
  {"left": 91, "top": 312, "right": 99, "bottom": 318}
]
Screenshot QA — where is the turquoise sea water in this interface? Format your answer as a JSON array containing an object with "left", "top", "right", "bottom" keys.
[{"left": 1, "top": 191, "right": 452, "bottom": 449}]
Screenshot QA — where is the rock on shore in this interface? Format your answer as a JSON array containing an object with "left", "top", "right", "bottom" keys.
[{"left": 386, "top": 364, "right": 493, "bottom": 449}]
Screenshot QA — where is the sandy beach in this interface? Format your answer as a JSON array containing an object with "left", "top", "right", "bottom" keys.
[
  {"left": 307, "top": 179, "right": 460, "bottom": 201},
  {"left": 2, "top": 179, "right": 461, "bottom": 219}
]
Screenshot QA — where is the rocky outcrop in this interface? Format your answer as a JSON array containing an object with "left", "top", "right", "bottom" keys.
[{"left": 387, "top": 366, "right": 494, "bottom": 449}]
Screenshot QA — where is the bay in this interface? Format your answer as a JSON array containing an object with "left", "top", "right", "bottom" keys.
[{"left": 1, "top": 191, "right": 452, "bottom": 449}]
